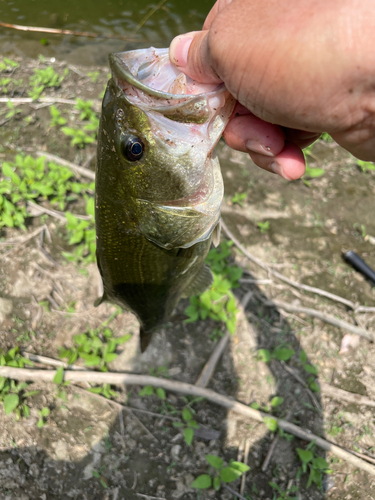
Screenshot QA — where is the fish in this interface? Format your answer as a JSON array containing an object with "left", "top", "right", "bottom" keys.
[{"left": 95, "top": 47, "right": 235, "bottom": 352}]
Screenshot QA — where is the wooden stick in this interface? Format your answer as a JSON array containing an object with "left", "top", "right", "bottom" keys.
[
  {"left": 280, "top": 361, "right": 322, "bottom": 411},
  {"left": 27, "top": 201, "right": 91, "bottom": 222},
  {"left": 22, "top": 352, "right": 87, "bottom": 371},
  {"left": 36, "top": 151, "right": 95, "bottom": 180},
  {"left": 0, "top": 21, "right": 144, "bottom": 42},
  {"left": 1, "top": 366, "right": 375, "bottom": 477},
  {"left": 195, "top": 291, "right": 254, "bottom": 388},
  {"left": 240, "top": 439, "right": 251, "bottom": 496},
  {"left": 320, "top": 382, "right": 375, "bottom": 408},
  {"left": 264, "top": 299, "right": 375, "bottom": 342},
  {"left": 221, "top": 219, "right": 356, "bottom": 309}
]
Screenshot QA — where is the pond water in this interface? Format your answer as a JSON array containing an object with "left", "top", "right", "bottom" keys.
[{"left": 0, "top": 0, "right": 212, "bottom": 65}]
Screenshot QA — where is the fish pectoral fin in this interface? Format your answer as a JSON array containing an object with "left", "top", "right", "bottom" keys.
[
  {"left": 212, "top": 220, "right": 221, "bottom": 247},
  {"left": 136, "top": 199, "right": 219, "bottom": 250},
  {"left": 182, "top": 265, "right": 213, "bottom": 298}
]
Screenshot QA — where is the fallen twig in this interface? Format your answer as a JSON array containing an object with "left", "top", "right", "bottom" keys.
[
  {"left": 240, "top": 439, "right": 251, "bottom": 496},
  {"left": 1, "top": 367, "right": 375, "bottom": 477},
  {"left": 320, "top": 382, "right": 375, "bottom": 408},
  {"left": 22, "top": 352, "right": 86, "bottom": 371},
  {"left": 223, "top": 484, "right": 250, "bottom": 500},
  {"left": 36, "top": 151, "right": 95, "bottom": 180},
  {"left": 0, "top": 224, "right": 46, "bottom": 248},
  {"left": 195, "top": 291, "right": 253, "bottom": 388},
  {"left": 280, "top": 361, "right": 322, "bottom": 411},
  {"left": 264, "top": 299, "right": 375, "bottom": 342},
  {"left": 27, "top": 200, "right": 91, "bottom": 221},
  {"left": 0, "top": 21, "right": 145, "bottom": 42},
  {"left": 221, "top": 219, "right": 356, "bottom": 309},
  {"left": 261, "top": 405, "right": 295, "bottom": 472}
]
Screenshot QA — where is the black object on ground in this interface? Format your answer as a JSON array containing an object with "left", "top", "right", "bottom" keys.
[{"left": 343, "top": 251, "right": 375, "bottom": 286}]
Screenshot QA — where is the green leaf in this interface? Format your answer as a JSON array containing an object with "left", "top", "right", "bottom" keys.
[
  {"left": 156, "top": 387, "right": 166, "bottom": 400},
  {"left": 80, "top": 354, "right": 101, "bottom": 366},
  {"left": 139, "top": 385, "right": 154, "bottom": 396},
  {"left": 220, "top": 467, "right": 242, "bottom": 483},
  {"left": 297, "top": 448, "right": 313, "bottom": 464},
  {"left": 304, "top": 166, "right": 325, "bottom": 178},
  {"left": 115, "top": 334, "right": 131, "bottom": 344},
  {"left": 53, "top": 366, "right": 64, "bottom": 385},
  {"left": 205, "top": 454, "right": 223, "bottom": 469},
  {"left": 22, "top": 404, "right": 30, "bottom": 417},
  {"left": 213, "top": 476, "right": 221, "bottom": 490},
  {"left": 1, "top": 212, "right": 14, "bottom": 227},
  {"left": 299, "top": 350, "right": 308, "bottom": 363},
  {"left": 229, "top": 461, "right": 250, "bottom": 473},
  {"left": 313, "top": 456, "right": 330, "bottom": 470},
  {"left": 85, "top": 197, "right": 95, "bottom": 217},
  {"left": 37, "top": 418, "right": 45, "bottom": 428},
  {"left": 182, "top": 407, "right": 192, "bottom": 422},
  {"left": 184, "top": 427, "right": 194, "bottom": 446},
  {"left": 257, "top": 349, "right": 271, "bottom": 362},
  {"left": 172, "top": 421, "right": 184, "bottom": 428},
  {"left": 103, "top": 353, "right": 117, "bottom": 363},
  {"left": 191, "top": 474, "right": 212, "bottom": 489},
  {"left": 3, "top": 394, "right": 19, "bottom": 414},
  {"left": 40, "top": 407, "right": 50, "bottom": 417},
  {"left": 263, "top": 416, "right": 278, "bottom": 432},
  {"left": 272, "top": 347, "right": 295, "bottom": 361},
  {"left": 270, "top": 396, "right": 284, "bottom": 408},
  {"left": 303, "top": 363, "right": 318, "bottom": 375}
]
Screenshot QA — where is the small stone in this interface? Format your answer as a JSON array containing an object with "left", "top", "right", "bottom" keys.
[{"left": 171, "top": 444, "right": 181, "bottom": 460}]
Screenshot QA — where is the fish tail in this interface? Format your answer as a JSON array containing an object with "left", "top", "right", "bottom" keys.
[{"left": 140, "top": 327, "right": 153, "bottom": 353}]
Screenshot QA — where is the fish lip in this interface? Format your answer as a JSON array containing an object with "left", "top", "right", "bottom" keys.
[{"left": 109, "top": 51, "right": 226, "bottom": 101}]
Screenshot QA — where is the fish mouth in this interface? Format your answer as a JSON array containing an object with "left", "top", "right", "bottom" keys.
[
  {"left": 109, "top": 48, "right": 226, "bottom": 101},
  {"left": 109, "top": 48, "right": 232, "bottom": 124}
]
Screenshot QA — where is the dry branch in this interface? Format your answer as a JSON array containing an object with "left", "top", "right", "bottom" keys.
[
  {"left": 0, "top": 21, "right": 144, "bottom": 42},
  {"left": 1, "top": 366, "right": 375, "bottom": 476},
  {"left": 221, "top": 219, "right": 356, "bottom": 309},
  {"left": 264, "top": 299, "right": 375, "bottom": 341},
  {"left": 36, "top": 151, "right": 95, "bottom": 180},
  {"left": 320, "top": 382, "right": 375, "bottom": 408}
]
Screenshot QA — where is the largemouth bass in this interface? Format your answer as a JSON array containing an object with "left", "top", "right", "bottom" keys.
[{"left": 95, "top": 47, "right": 235, "bottom": 351}]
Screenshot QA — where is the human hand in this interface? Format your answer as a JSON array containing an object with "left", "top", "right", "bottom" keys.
[{"left": 169, "top": 0, "right": 375, "bottom": 180}]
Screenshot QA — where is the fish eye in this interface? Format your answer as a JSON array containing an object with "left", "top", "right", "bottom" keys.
[{"left": 121, "top": 136, "right": 144, "bottom": 162}]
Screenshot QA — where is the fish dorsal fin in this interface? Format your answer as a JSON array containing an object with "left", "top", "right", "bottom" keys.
[
  {"left": 135, "top": 199, "right": 219, "bottom": 250},
  {"left": 182, "top": 265, "right": 213, "bottom": 298}
]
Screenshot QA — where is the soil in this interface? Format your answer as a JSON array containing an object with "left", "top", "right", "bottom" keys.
[{"left": 0, "top": 57, "right": 375, "bottom": 500}]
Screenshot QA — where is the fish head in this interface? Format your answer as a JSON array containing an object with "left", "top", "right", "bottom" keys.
[{"left": 97, "top": 48, "right": 235, "bottom": 249}]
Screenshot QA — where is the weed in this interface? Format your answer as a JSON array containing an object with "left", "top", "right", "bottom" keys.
[
  {"left": 53, "top": 366, "right": 70, "bottom": 402},
  {"left": 58, "top": 327, "right": 131, "bottom": 372},
  {"left": 185, "top": 240, "right": 242, "bottom": 334},
  {"left": 0, "top": 154, "right": 94, "bottom": 229},
  {"left": 357, "top": 159, "right": 375, "bottom": 173},
  {"left": 172, "top": 407, "right": 200, "bottom": 445},
  {"left": 231, "top": 191, "right": 247, "bottom": 207},
  {"left": 320, "top": 132, "right": 332, "bottom": 142},
  {"left": 4, "top": 101, "right": 21, "bottom": 119},
  {"left": 61, "top": 126, "right": 96, "bottom": 148},
  {"left": 257, "top": 346, "right": 295, "bottom": 363},
  {"left": 37, "top": 407, "right": 50, "bottom": 428},
  {"left": 269, "top": 481, "right": 298, "bottom": 500},
  {"left": 304, "top": 165, "right": 325, "bottom": 179},
  {"left": 28, "top": 66, "right": 68, "bottom": 100},
  {"left": 63, "top": 202, "right": 96, "bottom": 263},
  {"left": 296, "top": 441, "right": 332, "bottom": 489},
  {"left": 0, "top": 347, "right": 39, "bottom": 420},
  {"left": 49, "top": 105, "right": 67, "bottom": 127},
  {"left": 92, "top": 467, "right": 108, "bottom": 488},
  {"left": 87, "top": 71, "right": 100, "bottom": 83},
  {"left": 191, "top": 454, "right": 250, "bottom": 491},
  {"left": 0, "top": 57, "right": 19, "bottom": 72},
  {"left": 0, "top": 77, "right": 11, "bottom": 93},
  {"left": 257, "top": 221, "right": 270, "bottom": 233},
  {"left": 353, "top": 222, "right": 367, "bottom": 239}
]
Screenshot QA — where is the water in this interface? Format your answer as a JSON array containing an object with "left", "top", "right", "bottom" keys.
[{"left": 0, "top": 0, "right": 213, "bottom": 65}]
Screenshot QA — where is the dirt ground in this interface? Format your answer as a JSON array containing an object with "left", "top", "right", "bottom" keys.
[{"left": 0, "top": 57, "right": 375, "bottom": 500}]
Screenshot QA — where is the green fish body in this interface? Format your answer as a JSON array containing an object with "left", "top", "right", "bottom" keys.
[{"left": 95, "top": 48, "right": 235, "bottom": 351}]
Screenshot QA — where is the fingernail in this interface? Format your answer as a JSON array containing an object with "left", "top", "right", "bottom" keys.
[
  {"left": 246, "top": 140, "right": 274, "bottom": 157},
  {"left": 270, "top": 161, "right": 292, "bottom": 180},
  {"left": 169, "top": 34, "right": 194, "bottom": 68}
]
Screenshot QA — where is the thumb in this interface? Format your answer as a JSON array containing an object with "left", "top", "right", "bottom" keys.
[{"left": 169, "top": 31, "right": 222, "bottom": 84}]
